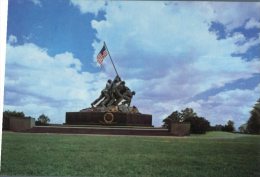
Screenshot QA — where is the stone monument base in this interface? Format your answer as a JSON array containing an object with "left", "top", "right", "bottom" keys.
[
  {"left": 169, "top": 122, "right": 191, "bottom": 136},
  {"left": 65, "top": 112, "right": 152, "bottom": 127}
]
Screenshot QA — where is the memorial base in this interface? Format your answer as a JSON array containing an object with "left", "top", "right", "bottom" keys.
[{"left": 66, "top": 112, "right": 152, "bottom": 127}]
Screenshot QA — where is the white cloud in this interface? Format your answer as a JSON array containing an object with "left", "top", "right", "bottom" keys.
[
  {"left": 4, "top": 42, "right": 108, "bottom": 123},
  {"left": 73, "top": 1, "right": 260, "bottom": 31},
  {"left": 245, "top": 18, "right": 260, "bottom": 29},
  {"left": 70, "top": 0, "right": 106, "bottom": 15},
  {"left": 90, "top": 1, "right": 259, "bottom": 91},
  {"left": 202, "top": 2, "right": 260, "bottom": 31},
  {"left": 8, "top": 35, "right": 17, "bottom": 44},
  {"left": 232, "top": 33, "right": 260, "bottom": 54},
  {"left": 230, "top": 32, "right": 246, "bottom": 44}
]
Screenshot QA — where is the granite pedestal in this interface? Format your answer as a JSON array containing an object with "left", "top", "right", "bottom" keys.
[{"left": 66, "top": 112, "right": 152, "bottom": 127}]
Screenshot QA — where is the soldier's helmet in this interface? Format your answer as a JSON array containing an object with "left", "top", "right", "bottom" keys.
[
  {"left": 108, "top": 79, "right": 112, "bottom": 83},
  {"left": 132, "top": 91, "right": 136, "bottom": 95},
  {"left": 115, "top": 75, "right": 121, "bottom": 82}
]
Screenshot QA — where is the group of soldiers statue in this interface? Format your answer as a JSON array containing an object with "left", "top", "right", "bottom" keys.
[{"left": 91, "top": 75, "right": 135, "bottom": 108}]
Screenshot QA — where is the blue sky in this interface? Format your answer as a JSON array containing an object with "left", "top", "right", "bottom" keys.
[{"left": 4, "top": 0, "right": 260, "bottom": 128}]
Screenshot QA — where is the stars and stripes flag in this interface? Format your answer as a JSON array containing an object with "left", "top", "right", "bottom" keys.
[{"left": 96, "top": 44, "right": 108, "bottom": 65}]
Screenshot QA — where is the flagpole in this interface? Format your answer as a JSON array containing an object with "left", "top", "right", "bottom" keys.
[{"left": 104, "top": 42, "right": 119, "bottom": 76}]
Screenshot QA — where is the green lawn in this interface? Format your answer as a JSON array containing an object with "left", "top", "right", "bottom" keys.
[{"left": 1, "top": 131, "right": 259, "bottom": 177}]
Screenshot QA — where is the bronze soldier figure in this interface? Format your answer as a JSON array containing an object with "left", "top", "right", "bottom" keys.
[
  {"left": 91, "top": 79, "right": 112, "bottom": 107},
  {"left": 107, "top": 76, "right": 123, "bottom": 106},
  {"left": 91, "top": 75, "right": 136, "bottom": 108},
  {"left": 112, "top": 81, "right": 127, "bottom": 106},
  {"left": 122, "top": 90, "right": 135, "bottom": 107}
]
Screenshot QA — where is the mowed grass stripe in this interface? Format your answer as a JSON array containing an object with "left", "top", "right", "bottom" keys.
[{"left": 1, "top": 131, "right": 259, "bottom": 177}]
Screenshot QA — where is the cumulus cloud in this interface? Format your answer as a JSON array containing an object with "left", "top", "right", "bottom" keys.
[
  {"left": 245, "top": 18, "right": 260, "bottom": 29},
  {"left": 4, "top": 42, "right": 109, "bottom": 123},
  {"left": 8, "top": 34, "right": 17, "bottom": 44},
  {"left": 90, "top": 1, "right": 259, "bottom": 90},
  {"left": 73, "top": 1, "right": 260, "bottom": 31},
  {"left": 231, "top": 33, "right": 260, "bottom": 54},
  {"left": 70, "top": 0, "right": 106, "bottom": 15},
  {"left": 202, "top": 2, "right": 260, "bottom": 31}
]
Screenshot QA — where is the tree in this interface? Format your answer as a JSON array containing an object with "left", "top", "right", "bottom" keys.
[
  {"left": 210, "top": 124, "right": 224, "bottom": 131},
  {"left": 238, "top": 123, "right": 248, "bottom": 133},
  {"left": 36, "top": 114, "right": 50, "bottom": 125},
  {"left": 167, "top": 111, "right": 182, "bottom": 122},
  {"left": 3, "top": 110, "right": 28, "bottom": 130},
  {"left": 162, "top": 111, "right": 182, "bottom": 128},
  {"left": 3, "top": 110, "right": 25, "bottom": 117},
  {"left": 162, "top": 108, "right": 211, "bottom": 133},
  {"left": 184, "top": 116, "right": 210, "bottom": 134},
  {"left": 222, "top": 120, "right": 235, "bottom": 132},
  {"left": 247, "top": 99, "right": 260, "bottom": 134},
  {"left": 180, "top": 108, "right": 197, "bottom": 120},
  {"left": 181, "top": 108, "right": 210, "bottom": 134}
]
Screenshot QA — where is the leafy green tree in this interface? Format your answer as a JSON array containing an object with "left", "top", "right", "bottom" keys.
[
  {"left": 247, "top": 99, "right": 260, "bottom": 134},
  {"left": 163, "top": 108, "right": 211, "bottom": 133},
  {"left": 3, "top": 110, "right": 27, "bottom": 130},
  {"left": 167, "top": 111, "right": 182, "bottom": 122},
  {"left": 3, "top": 110, "right": 25, "bottom": 117},
  {"left": 210, "top": 124, "right": 224, "bottom": 131},
  {"left": 180, "top": 108, "right": 197, "bottom": 120},
  {"left": 222, "top": 120, "right": 235, "bottom": 132},
  {"left": 162, "top": 111, "right": 182, "bottom": 128},
  {"left": 184, "top": 116, "right": 210, "bottom": 134},
  {"left": 36, "top": 114, "right": 50, "bottom": 125},
  {"left": 181, "top": 108, "right": 209, "bottom": 134},
  {"left": 238, "top": 123, "right": 248, "bottom": 133}
]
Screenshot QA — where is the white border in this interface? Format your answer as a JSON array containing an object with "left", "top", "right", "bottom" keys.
[{"left": 0, "top": 0, "right": 8, "bottom": 171}]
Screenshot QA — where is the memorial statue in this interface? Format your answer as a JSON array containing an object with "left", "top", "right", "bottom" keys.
[
  {"left": 92, "top": 75, "right": 135, "bottom": 107},
  {"left": 81, "top": 75, "right": 137, "bottom": 113}
]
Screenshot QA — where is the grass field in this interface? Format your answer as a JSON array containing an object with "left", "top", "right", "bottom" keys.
[{"left": 1, "top": 131, "right": 259, "bottom": 177}]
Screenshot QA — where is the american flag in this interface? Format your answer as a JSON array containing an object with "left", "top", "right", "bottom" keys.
[{"left": 97, "top": 45, "right": 108, "bottom": 65}]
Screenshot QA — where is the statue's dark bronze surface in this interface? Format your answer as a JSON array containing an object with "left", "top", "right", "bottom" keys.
[{"left": 86, "top": 76, "right": 138, "bottom": 113}]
